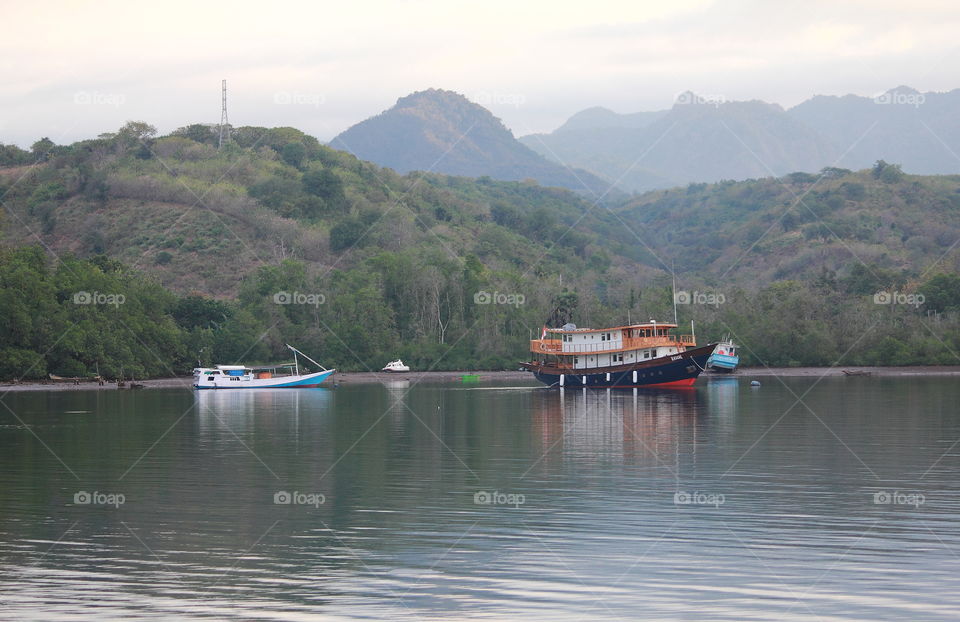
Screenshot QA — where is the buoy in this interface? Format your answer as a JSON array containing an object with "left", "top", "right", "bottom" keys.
[{"left": 750, "top": 380, "right": 761, "bottom": 387}]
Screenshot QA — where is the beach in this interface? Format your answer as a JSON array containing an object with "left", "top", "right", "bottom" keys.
[{"left": 2, "top": 366, "right": 959, "bottom": 392}]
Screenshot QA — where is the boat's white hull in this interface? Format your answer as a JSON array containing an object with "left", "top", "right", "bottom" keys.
[{"left": 194, "top": 369, "right": 335, "bottom": 389}]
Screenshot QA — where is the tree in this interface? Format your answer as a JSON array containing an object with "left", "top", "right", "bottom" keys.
[
  {"left": 547, "top": 290, "right": 579, "bottom": 327},
  {"left": 302, "top": 167, "right": 347, "bottom": 209},
  {"left": 281, "top": 142, "right": 306, "bottom": 168},
  {"left": 872, "top": 160, "right": 904, "bottom": 183},
  {"left": 172, "top": 124, "right": 218, "bottom": 145},
  {"left": 117, "top": 121, "right": 157, "bottom": 143},
  {"left": 329, "top": 217, "right": 367, "bottom": 252},
  {"left": 920, "top": 273, "right": 960, "bottom": 313},
  {"left": 30, "top": 137, "right": 55, "bottom": 161}
]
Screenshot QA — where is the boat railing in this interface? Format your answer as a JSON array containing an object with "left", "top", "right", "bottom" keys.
[{"left": 531, "top": 335, "right": 695, "bottom": 354}]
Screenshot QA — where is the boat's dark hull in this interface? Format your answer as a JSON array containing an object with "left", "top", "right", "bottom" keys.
[{"left": 524, "top": 343, "right": 716, "bottom": 389}]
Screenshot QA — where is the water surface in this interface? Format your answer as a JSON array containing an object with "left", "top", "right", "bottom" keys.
[{"left": 1, "top": 377, "right": 959, "bottom": 620}]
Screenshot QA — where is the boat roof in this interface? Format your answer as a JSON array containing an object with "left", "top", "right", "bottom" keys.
[
  {"left": 206, "top": 363, "right": 298, "bottom": 371},
  {"left": 545, "top": 320, "right": 678, "bottom": 334}
]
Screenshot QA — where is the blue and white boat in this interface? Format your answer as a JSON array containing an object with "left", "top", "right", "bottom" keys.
[
  {"left": 706, "top": 339, "right": 739, "bottom": 373},
  {"left": 193, "top": 345, "right": 335, "bottom": 389}
]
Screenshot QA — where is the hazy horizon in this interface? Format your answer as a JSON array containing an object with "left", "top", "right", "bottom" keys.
[{"left": 3, "top": 0, "right": 959, "bottom": 148}]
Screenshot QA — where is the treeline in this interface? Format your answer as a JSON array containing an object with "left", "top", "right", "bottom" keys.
[{"left": 4, "top": 245, "right": 960, "bottom": 380}]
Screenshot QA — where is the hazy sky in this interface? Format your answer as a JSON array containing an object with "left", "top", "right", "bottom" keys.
[{"left": 2, "top": 0, "right": 958, "bottom": 147}]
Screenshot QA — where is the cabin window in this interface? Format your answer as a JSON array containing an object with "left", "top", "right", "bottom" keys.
[
  {"left": 613, "top": 353, "right": 623, "bottom": 363},
  {"left": 644, "top": 350, "right": 652, "bottom": 359}
]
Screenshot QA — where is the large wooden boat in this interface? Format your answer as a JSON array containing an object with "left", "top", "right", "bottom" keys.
[{"left": 521, "top": 320, "right": 716, "bottom": 389}]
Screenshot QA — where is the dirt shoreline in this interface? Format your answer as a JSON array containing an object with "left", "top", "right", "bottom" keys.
[{"left": 2, "top": 366, "right": 959, "bottom": 393}]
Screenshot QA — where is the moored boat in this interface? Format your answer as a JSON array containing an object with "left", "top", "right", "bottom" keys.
[
  {"left": 706, "top": 339, "right": 740, "bottom": 373},
  {"left": 193, "top": 345, "right": 335, "bottom": 389},
  {"left": 521, "top": 320, "right": 716, "bottom": 389},
  {"left": 381, "top": 359, "right": 410, "bottom": 373}
]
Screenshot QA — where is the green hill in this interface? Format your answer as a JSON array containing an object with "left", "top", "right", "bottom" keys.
[
  {"left": 613, "top": 164, "right": 960, "bottom": 285},
  {"left": 2, "top": 124, "right": 960, "bottom": 378}
]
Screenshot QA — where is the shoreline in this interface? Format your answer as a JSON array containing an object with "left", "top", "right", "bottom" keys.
[{"left": 1, "top": 366, "right": 960, "bottom": 393}]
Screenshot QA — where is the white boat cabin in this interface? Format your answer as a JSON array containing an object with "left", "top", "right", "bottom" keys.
[{"left": 531, "top": 321, "right": 696, "bottom": 371}]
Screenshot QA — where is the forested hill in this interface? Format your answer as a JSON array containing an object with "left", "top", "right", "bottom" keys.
[
  {"left": 612, "top": 164, "right": 960, "bottom": 287},
  {"left": 2, "top": 124, "right": 960, "bottom": 379},
  {"left": 0, "top": 121, "right": 650, "bottom": 379}
]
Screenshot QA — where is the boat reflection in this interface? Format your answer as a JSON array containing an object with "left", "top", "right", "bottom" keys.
[
  {"left": 195, "top": 388, "right": 333, "bottom": 434},
  {"left": 703, "top": 377, "right": 739, "bottom": 424},
  {"left": 530, "top": 387, "right": 708, "bottom": 470}
]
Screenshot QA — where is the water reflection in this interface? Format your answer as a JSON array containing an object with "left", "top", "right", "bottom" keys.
[
  {"left": 194, "top": 388, "right": 333, "bottom": 433},
  {"left": 4, "top": 379, "right": 960, "bottom": 621},
  {"left": 530, "top": 387, "right": 707, "bottom": 471},
  {"left": 703, "top": 377, "right": 739, "bottom": 422}
]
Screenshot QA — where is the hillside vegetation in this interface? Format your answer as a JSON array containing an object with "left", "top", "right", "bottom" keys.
[{"left": 2, "top": 125, "right": 960, "bottom": 378}]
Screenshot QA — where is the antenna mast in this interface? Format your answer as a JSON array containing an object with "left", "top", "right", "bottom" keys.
[
  {"left": 671, "top": 260, "right": 678, "bottom": 325},
  {"left": 218, "top": 79, "right": 230, "bottom": 149}
]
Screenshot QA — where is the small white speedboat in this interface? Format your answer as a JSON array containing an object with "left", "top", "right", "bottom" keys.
[{"left": 381, "top": 359, "right": 410, "bottom": 373}]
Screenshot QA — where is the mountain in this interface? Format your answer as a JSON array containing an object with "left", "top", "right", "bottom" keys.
[
  {"left": 552, "top": 106, "right": 667, "bottom": 133},
  {"left": 787, "top": 86, "right": 960, "bottom": 174},
  {"left": 330, "top": 89, "right": 613, "bottom": 196},
  {"left": 521, "top": 93, "right": 833, "bottom": 192},
  {"left": 521, "top": 87, "right": 960, "bottom": 192}
]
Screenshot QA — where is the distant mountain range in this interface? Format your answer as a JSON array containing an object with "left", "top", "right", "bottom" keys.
[
  {"left": 331, "top": 89, "right": 613, "bottom": 196},
  {"left": 521, "top": 86, "right": 960, "bottom": 192}
]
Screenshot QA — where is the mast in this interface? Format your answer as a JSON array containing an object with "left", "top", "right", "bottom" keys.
[
  {"left": 671, "top": 261, "right": 678, "bottom": 325},
  {"left": 286, "top": 344, "right": 329, "bottom": 371}
]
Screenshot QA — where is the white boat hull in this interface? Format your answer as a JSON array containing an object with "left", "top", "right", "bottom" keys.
[{"left": 194, "top": 369, "right": 335, "bottom": 389}]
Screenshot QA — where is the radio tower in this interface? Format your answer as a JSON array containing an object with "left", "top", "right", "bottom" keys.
[{"left": 218, "top": 79, "right": 230, "bottom": 149}]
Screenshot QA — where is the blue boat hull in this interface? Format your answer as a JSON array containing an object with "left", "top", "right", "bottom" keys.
[{"left": 706, "top": 353, "right": 739, "bottom": 373}]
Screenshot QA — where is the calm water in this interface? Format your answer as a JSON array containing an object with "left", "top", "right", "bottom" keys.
[{"left": 1, "top": 377, "right": 960, "bottom": 621}]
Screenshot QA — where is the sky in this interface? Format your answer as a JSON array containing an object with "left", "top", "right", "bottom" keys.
[{"left": 2, "top": 0, "right": 959, "bottom": 148}]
